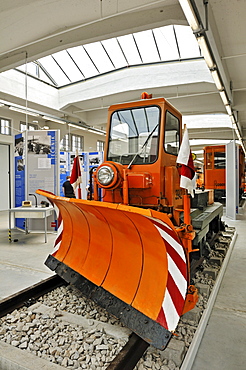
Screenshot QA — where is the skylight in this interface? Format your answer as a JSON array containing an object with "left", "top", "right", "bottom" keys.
[{"left": 16, "top": 25, "right": 201, "bottom": 87}]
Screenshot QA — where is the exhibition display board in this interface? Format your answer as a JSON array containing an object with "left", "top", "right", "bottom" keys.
[
  {"left": 14, "top": 130, "right": 60, "bottom": 230},
  {"left": 59, "top": 151, "right": 103, "bottom": 199}
]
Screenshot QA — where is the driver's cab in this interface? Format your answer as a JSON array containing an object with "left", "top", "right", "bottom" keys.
[{"left": 94, "top": 97, "right": 182, "bottom": 212}]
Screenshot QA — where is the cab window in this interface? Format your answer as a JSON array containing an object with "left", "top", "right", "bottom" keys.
[
  {"left": 214, "top": 152, "right": 226, "bottom": 169},
  {"left": 164, "top": 111, "right": 180, "bottom": 155}
]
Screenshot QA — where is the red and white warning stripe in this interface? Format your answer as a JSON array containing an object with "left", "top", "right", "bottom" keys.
[
  {"left": 148, "top": 217, "right": 188, "bottom": 331},
  {"left": 52, "top": 204, "right": 63, "bottom": 254}
]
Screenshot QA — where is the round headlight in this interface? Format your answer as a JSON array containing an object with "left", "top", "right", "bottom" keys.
[{"left": 97, "top": 165, "right": 114, "bottom": 185}]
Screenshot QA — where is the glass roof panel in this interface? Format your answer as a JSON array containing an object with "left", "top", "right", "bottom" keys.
[
  {"left": 117, "top": 34, "right": 142, "bottom": 65},
  {"left": 37, "top": 55, "right": 70, "bottom": 85},
  {"left": 38, "top": 67, "right": 55, "bottom": 84},
  {"left": 153, "top": 25, "right": 180, "bottom": 61},
  {"left": 174, "top": 25, "right": 201, "bottom": 59},
  {"left": 133, "top": 30, "right": 160, "bottom": 63},
  {"left": 101, "top": 38, "right": 127, "bottom": 69},
  {"left": 17, "top": 62, "right": 38, "bottom": 76},
  {"left": 15, "top": 25, "right": 204, "bottom": 87},
  {"left": 68, "top": 46, "right": 98, "bottom": 78},
  {"left": 52, "top": 50, "right": 84, "bottom": 82},
  {"left": 84, "top": 42, "right": 114, "bottom": 73}
]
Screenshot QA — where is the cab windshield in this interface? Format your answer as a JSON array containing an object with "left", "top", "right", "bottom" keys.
[{"left": 107, "top": 106, "right": 160, "bottom": 165}]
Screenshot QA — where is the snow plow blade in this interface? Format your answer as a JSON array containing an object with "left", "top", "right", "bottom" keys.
[{"left": 37, "top": 189, "right": 189, "bottom": 350}]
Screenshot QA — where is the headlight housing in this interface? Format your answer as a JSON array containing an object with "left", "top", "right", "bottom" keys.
[{"left": 97, "top": 165, "right": 114, "bottom": 186}]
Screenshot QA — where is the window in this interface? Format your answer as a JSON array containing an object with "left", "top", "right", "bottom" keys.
[
  {"left": 214, "top": 152, "right": 225, "bottom": 169},
  {"left": 97, "top": 140, "right": 105, "bottom": 151},
  {"left": 71, "top": 134, "right": 83, "bottom": 152},
  {"left": 0, "top": 118, "right": 11, "bottom": 135},
  {"left": 164, "top": 111, "right": 180, "bottom": 155},
  {"left": 20, "top": 122, "right": 38, "bottom": 131},
  {"left": 60, "top": 134, "right": 70, "bottom": 151},
  {"left": 206, "top": 152, "right": 213, "bottom": 169},
  {"left": 60, "top": 133, "right": 84, "bottom": 151},
  {"left": 15, "top": 25, "right": 201, "bottom": 88},
  {"left": 108, "top": 105, "right": 160, "bottom": 165}
]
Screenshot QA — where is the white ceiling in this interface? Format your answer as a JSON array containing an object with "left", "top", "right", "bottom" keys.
[{"left": 0, "top": 0, "right": 246, "bottom": 155}]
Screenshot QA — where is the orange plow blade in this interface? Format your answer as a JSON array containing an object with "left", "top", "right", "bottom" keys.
[{"left": 37, "top": 189, "right": 189, "bottom": 349}]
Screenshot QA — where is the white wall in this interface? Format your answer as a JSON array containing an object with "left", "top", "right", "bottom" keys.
[
  {"left": 0, "top": 108, "right": 105, "bottom": 153},
  {"left": 0, "top": 144, "right": 10, "bottom": 210}
]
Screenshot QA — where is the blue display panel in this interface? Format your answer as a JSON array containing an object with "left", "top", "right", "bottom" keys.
[{"left": 14, "top": 134, "right": 25, "bottom": 228}]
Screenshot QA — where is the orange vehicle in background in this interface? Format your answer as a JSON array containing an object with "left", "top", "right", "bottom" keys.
[
  {"left": 204, "top": 145, "right": 226, "bottom": 201},
  {"left": 204, "top": 145, "right": 245, "bottom": 202}
]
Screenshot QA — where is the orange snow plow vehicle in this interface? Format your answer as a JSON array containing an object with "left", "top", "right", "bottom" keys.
[{"left": 37, "top": 94, "right": 224, "bottom": 350}]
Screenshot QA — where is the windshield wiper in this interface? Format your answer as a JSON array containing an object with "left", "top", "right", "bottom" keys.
[{"left": 127, "top": 123, "right": 159, "bottom": 169}]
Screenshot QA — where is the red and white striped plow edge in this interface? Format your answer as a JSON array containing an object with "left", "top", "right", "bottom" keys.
[
  {"left": 148, "top": 217, "right": 188, "bottom": 332},
  {"left": 50, "top": 203, "right": 187, "bottom": 331},
  {"left": 52, "top": 204, "right": 63, "bottom": 254}
]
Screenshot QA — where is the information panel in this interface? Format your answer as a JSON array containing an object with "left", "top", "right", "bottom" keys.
[
  {"left": 14, "top": 133, "right": 25, "bottom": 228},
  {"left": 14, "top": 130, "right": 59, "bottom": 230}
]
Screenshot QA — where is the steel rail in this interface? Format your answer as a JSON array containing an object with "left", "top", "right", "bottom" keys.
[
  {"left": 107, "top": 333, "right": 149, "bottom": 370},
  {"left": 0, "top": 274, "right": 65, "bottom": 318}
]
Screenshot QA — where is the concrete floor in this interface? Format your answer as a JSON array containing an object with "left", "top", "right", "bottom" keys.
[
  {"left": 192, "top": 202, "right": 246, "bottom": 370},
  {"left": 0, "top": 210, "right": 55, "bottom": 300},
  {"left": 0, "top": 205, "right": 246, "bottom": 369}
]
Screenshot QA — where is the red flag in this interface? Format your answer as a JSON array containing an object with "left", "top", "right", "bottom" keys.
[
  {"left": 70, "top": 153, "right": 82, "bottom": 198},
  {"left": 176, "top": 127, "right": 195, "bottom": 197}
]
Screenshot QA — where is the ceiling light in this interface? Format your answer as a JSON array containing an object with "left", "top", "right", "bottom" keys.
[
  {"left": 9, "top": 106, "right": 39, "bottom": 117},
  {"left": 197, "top": 36, "right": 215, "bottom": 69},
  {"left": 210, "top": 70, "right": 223, "bottom": 90},
  {"left": 42, "top": 115, "right": 66, "bottom": 124},
  {"left": 87, "top": 128, "right": 106, "bottom": 135},
  {"left": 225, "top": 105, "right": 232, "bottom": 116},
  {"left": 235, "top": 128, "right": 240, "bottom": 139},
  {"left": 219, "top": 91, "right": 229, "bottom": 106},
  {"left": 178, "top": 0, "right": 200, "bottom": 32},
  {"left": 43, "top": 125, "right": 50, "bottom": 130},
  {"left": 230, "top": 115, "right": 236, "bottom": 124},
  {"left": 94, "top": 131, "right": 106, "bottom": 136},
  {"left": 232, "top": 123, "right": 242, "bottom": 139},
  {"left": 68, "top": 123, "right": 87, "bottom": 130}
]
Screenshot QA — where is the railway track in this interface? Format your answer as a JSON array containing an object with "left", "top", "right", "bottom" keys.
[
  {"left": 0, "top": 227, "right": 236, "bottom": 370},
  {"left": 0, "top": 275, "right": 148, "bottom": 370}
]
